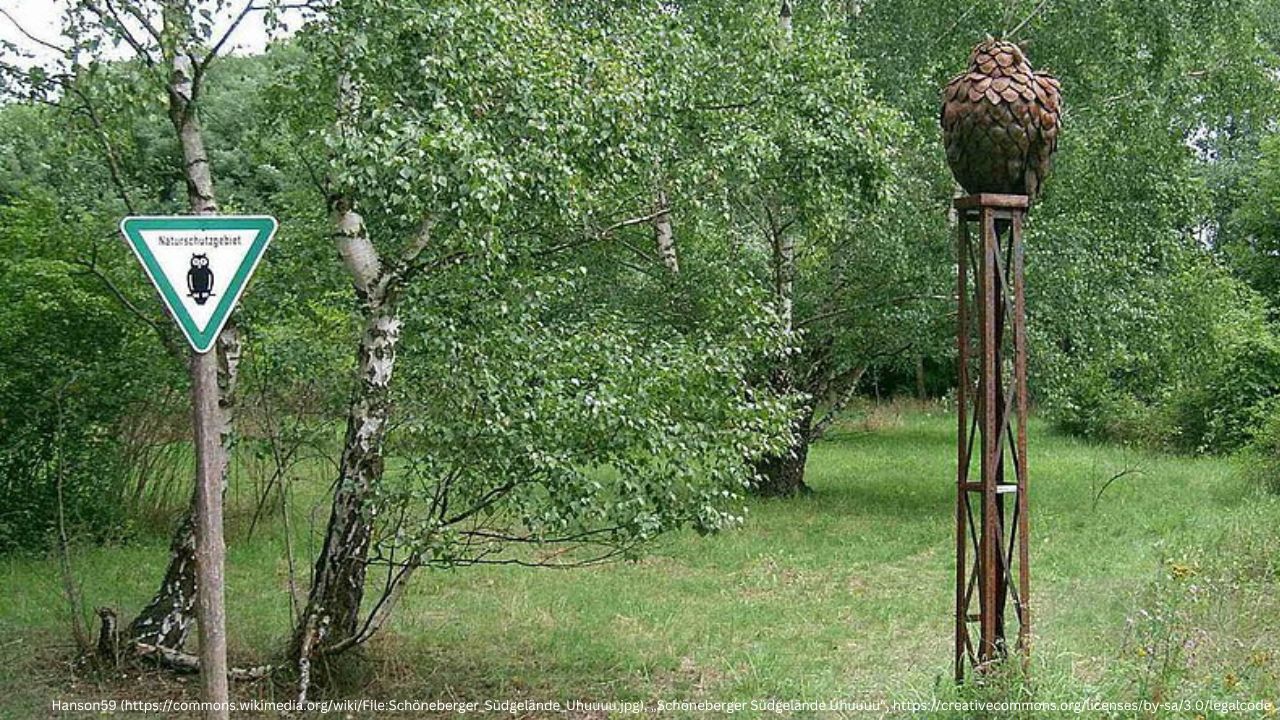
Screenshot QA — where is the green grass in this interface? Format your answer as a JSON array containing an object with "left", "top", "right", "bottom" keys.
[{"left": 2, "top": 405, "right": 1279, "bottom": 717}]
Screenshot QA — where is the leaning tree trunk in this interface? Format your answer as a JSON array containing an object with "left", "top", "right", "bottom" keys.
[
  {"left": 127, "top": 49, "right": 241, "bottom": 653},
  {"left": 294, "top": 203, "right": 402, "bottom": 663}
]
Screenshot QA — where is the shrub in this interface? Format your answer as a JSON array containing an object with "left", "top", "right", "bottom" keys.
[
  {"left": 1241, "top": 401, "right": 1280, "bottom": 495},
  {"left": 1170, "top": 334, "right": 1280, "bottom": 454},
  {"left": 1046, "top": 360, "right": 1176, "bottom": 448},
  {"left": 0, "top": 259, "right": 170, "bottom": 551},
  {"left": 1039, "top": 250, "right": 1280, "bottom": 454}
]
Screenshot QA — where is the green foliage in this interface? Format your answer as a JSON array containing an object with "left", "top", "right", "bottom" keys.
[
  {"left": 1019, "top": 4, "right": 1279, "bottom": 449},
  {"left": 0, "top": 202, "right": 173, "bottom": 548},
  {"left": 1242, "top": 405, "right": 1280, "bottom": 495},
  {"left": 273, "top": 0, "right": 807, "bottom": 562},
  {"left": 1043, "top": 253, "right": 1279, "bottom": 452},
  {"left": 1222, "top": 133, "right": 1280, "bottom": 307},
  {"left": 381, "top": 263, "right": 789, "bottom": 563},
  {"left": 673, "top": 1, "right": 950, "bottom": 448},
  {"left": 1172, "top": 335, "right": 1280, "bottom": 453},
  {"left": 845, "top": 0, "right": 1280, "bottom": 453}
]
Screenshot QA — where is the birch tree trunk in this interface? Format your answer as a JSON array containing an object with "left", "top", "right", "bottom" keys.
[
  {"left": 294, "top": 203, "right": 402, "bottom": 662},
  {"left": 653, "top": 189, "right": 679, "bottom": 274},
  {"left": 293, "top": 73, "right": 408, "bottom": 663},
  {"left": 127, "top": 29, "right": 242, "bottom": 655}
]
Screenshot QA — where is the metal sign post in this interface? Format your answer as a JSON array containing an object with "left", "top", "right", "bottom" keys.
[
  {"left": 954, "top": 194, "right": 1030, "bottom": 680},
  {"left": 122, "top": 216, "right": 275, "bottom": 718}
]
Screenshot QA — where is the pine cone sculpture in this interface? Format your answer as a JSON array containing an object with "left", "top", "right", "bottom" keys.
[{"left": 941, "top": 37, "right": 1061, "bottom": 199}]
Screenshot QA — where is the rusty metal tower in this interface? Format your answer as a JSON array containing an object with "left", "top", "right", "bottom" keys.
[{"left": 954, "top": 193, "right": 1031, "bottom": 681}]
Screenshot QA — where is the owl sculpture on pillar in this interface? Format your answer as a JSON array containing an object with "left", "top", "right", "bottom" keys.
[{"left": 941, "top": 37, "right": 1061, "bottom": 199}]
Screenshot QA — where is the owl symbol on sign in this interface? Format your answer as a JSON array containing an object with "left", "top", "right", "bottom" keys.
[{"left": 187, "top": 253, "right": 215, "bottom": 305}]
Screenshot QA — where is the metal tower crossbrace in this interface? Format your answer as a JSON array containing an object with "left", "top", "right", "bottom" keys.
[{"left": 954, "top": 193, "right": 1031, "bottom": 681}]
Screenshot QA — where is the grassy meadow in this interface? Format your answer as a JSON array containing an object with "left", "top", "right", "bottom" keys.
[{"left": 2, "top": 404, "right": 1278, "bottom": 718}]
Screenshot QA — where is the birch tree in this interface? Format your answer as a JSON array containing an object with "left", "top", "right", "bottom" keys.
[
  {"left": 282, "top": 0, "right": 790, "bottom": 682},
  {"left": 672, "top": 0, "right": 925, "bottom": 495},
  {"left": 291, "top": 66, "right": 442, "bottom": 671},
  {"left": 528, "top": 1, "right": 940, "bottom": 497}
]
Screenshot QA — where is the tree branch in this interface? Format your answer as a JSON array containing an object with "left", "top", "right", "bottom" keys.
[
  {"left": 1006, "top": 0, "right": 1051, "bottom": 41},
  {"left": 197, "top": 0, "right": 256, "bottom": 77},
  {"left": 133, "top": 642, "right": 272, "bottom": 680},
  {"left": 64, "top": 86, "right": 139, "bottom": 214},
  {"left": 809, "top": 366, "right": 866, "bottom": 442},
  {"left": 71, "top": 259, "right": 181, "bottom": 359},
  {"left": 110, "top": 0, "right": 163, "bottom": 46},
  {"left": 87, "top": 0, "right": 159, "bottom": 69},
  {"left": 0, "top": 8, "right": 69, "bottom": 55}
]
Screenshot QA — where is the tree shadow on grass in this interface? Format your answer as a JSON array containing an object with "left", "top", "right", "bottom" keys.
[
  {"left": 309, "top": 630, "right": 692, "bottom": 709},
  {"left": 814, "top": 417, "right": 957, "bottom": 445},
  {"left": 806, "top": 474, "right": 952, "bottom": 521}
]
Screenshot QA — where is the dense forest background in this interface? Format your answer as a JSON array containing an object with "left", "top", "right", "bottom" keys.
[{"left": 1, "top": 0, "right": 1280, "bottom": 704}]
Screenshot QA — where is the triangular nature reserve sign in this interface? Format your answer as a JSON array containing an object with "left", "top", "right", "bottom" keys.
[{"left": 121, "top": 215, "right": 276, "bottom": 354}]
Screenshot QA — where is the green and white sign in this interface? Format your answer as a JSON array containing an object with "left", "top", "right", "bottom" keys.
[{"left": 121, "top": 215, "right": 276, "bottom": 354}]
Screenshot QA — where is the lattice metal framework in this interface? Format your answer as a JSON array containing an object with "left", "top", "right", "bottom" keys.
[{"left": 954, "top": 193, "right": 1031, "bottom": 681}]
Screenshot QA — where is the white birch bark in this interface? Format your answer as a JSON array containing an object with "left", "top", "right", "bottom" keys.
[
  {"left": 295, "top": 73, "right": 409, "bottom": 663},
  {"left": 770, "top": 212, "right": 795, "bottom": 336},
  {"left": 653, "top": 189, "right": 679, "bottom": 274}
]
